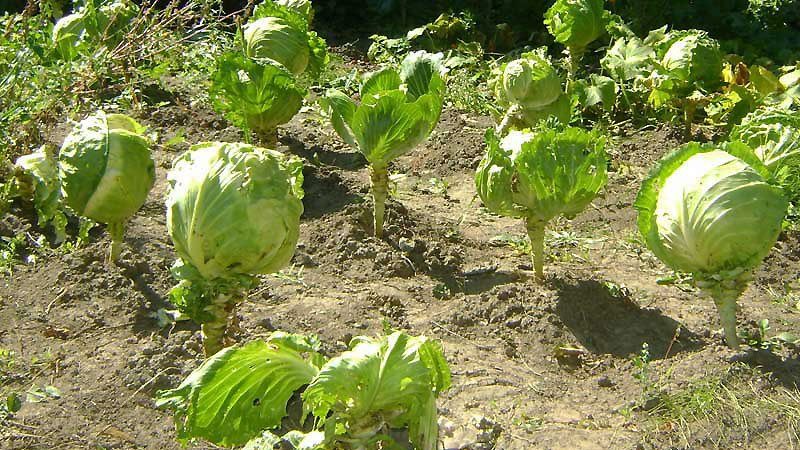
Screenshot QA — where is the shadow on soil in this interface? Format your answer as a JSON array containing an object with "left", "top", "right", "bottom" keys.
[
  {"left": 734, "top": 350, "right": 800, "bottom": 388},
  {"left": 282, "top": 134, "right": 366, "bottom": 171},
  {"left": 554, "top": 279, "right": 703, "bottom": 359},
  {"left": 301, "top": 165, "right": 361, "bottom": 218}
]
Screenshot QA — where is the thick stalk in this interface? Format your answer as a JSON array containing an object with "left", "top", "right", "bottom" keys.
[
  {"left": 370, "top": 165, "right": 389, "bottom": 238},
  {"left": 107, "top": 221, "right": 125, "bottom": 264},
  {"left": 683, "top": 100, "right": 697, "bottom": 137},
  {"left": 496, "top": 104, "right": 522, "bottom": 136},
  {"left": 566, "top": 47, "right": 584, "bottom": 90},
  {"left": 525, "top": 218, "right": 547, "bottom": 281},
  {"left": 711, "top": 289, "right": 740, "bottom": 350},
  {"left": 201, "top": 293, "right": 237, "bottom": 356}
]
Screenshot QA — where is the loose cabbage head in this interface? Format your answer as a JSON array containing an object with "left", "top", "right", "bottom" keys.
[
  {"left": 321, "top": 51, "right": 446, "bottom": 168},
  {"left": 659, "top": 30, "right": 723, "bottom": 89},
  {"left": 209, "top": 53, "right": 305, "bottom": 137},
  {"left": 246, "top": 0, "right": 327, "bottom": 76},
  {"left": 475, "top": 125, "right": 607, "bottom": 222},
  {"left": 166, "top": 142, "right": 304, "bottom": 283},
  {"left": 635, "top": 142, "right": 787, "bottom": 277},
  {"left": 544, "top": 0, "right": 608, "bottom": 54},
  {"left": 729, "top": 107, "right": 800, "bottom": 202},
  {"left": 58, "top": 111, "right": 154, "bottom": 226}
]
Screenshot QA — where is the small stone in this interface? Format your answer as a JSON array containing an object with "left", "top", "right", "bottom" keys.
[{"left": 597, "top": 375, "right": 614, "bottom": 387}]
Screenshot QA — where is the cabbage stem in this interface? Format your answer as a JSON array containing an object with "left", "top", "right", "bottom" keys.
[
  {"left": 711, "top": 290, "right": 740, "bottom": 349},
  {"left": 525, "top": 218, "right": 547, "bottom": 281},
  {"left": 108, "top": 221, "right": 125, "bottom": 264},
  {"left": 370, "top": 165, "right": 389, "bottom": 238},
  {"left": 201, "top": 293, "right": 237, "bottom": 356},
  {"left": 496, "top": 104, "right": 521, "bottom": 136}
]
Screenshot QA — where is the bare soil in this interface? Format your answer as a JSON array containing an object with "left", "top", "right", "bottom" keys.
[{"left": 1, "top": 71, "right": 799, "bottom": 450}]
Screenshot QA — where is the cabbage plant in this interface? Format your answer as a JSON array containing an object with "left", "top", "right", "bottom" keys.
[
  {"left": 209, "top": 53, "right": 305, "bottom": 144},
  {"left": 729, "top": 107, "right": 800, "bottom": 202},
  {"left": 244, "top": 0, "right": 327, "bottom": 76},
  {"left": 635, "top": 142, "right": 788, "bottom": 348},
  {"left": 321, "top": 51, "right": 445, "bottom": 237},
  {"left": 544, "top": 0, "right": 609, "bottom": 77},
  {"left": 489, "top": 49, "right": 571, "bottom": 133},
  {"left": 52, "top": 0, "right": 139, "bottom": 60},
  {"left": 156, "top": 330, "right": 450, "bottom": 450},
  {"left": 14, "top": 146, "right": 68, "bottom": 244},
  {"left": 58, "top": 111, "right": 154, "bottom": 262},
  {"left": 475, "top": 125, "right": 607, "bottom": 280},
  {"left": 166, "top": 142, "right": 304, "bottom": 355}
]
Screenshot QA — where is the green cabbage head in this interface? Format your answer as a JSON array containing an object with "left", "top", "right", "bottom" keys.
[
  {"left": 729, "top": 107, "right": 800, "bottom": 202},
  {"left": 58, "top": 111, "right": 155, "bottom": 261},
  {"left": 52, "top": 0, "right": 139, "bottom": 60},
  {"left": 635, "top": 142, "right": 787, "bottom": 348},
  {"left": 659, "top": 30, "right": 723, "bottom": 89},
  {"left": 245, "top": 0, "right": 327, "bottom": 76},
  {"left": 497, "top": 49, "right": 562, "bottom": 109},
  {"left": 166, "top": 142, "right": 304, "bottom": 281},
  {"left": 544, "top": 0, "right": 608, "bottom": 54},
  {"left": 475, "top": 125, "right": 607, "bottom": 278},
  {"left": 209, "top": 52, "right": 305, "bottom": 141}
]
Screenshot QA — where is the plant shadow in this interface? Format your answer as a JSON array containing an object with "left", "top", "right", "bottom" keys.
[
  {"left": 553, "top": 279, "right": 703, "bottom": 359},
  {"left": 282, "top": 134, "right": 367, "bottom": 171},
  {"left": 733, "top": 349, "right": 800, "bottom": 389}
]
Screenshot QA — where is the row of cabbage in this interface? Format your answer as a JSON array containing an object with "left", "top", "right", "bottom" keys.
[{"left": 8, "top": 0, "right": 800, "bottom": 448}]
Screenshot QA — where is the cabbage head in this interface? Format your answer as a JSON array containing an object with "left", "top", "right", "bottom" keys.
[
  {"left": 209, "top": 52, "right": 305, "bottom": 142},
  {"left": 635, "top": 142, "right": 787, "bottom": 348},
  {"left": 53, "top": 13, "right": 86, "bottom": 60},
  {"left": 166, "top": 142, "right": 304, "bottom": 354},
  {"left": 321, "top": 51, "right": 445, "bottom": 237},
  {"left": 52, "top": 0, "right": 139, "bottom": 59},
  {"left": 544, "top": 0, "right": 608, "bottom": 55},
  {"left": 58, "top": 111, "right": 154, "bottom": 261},
  {"left": 659, "top": 30, "right": 723, "bottom": 89},
  {"left": 245, "top": 0, "right": 327, "bottom": 76},
  {"left": 489, "top": 49, "right": 569, "bottom": 132},
  {"left": 14, "top": 146, "right": 67, "bottom": 244},
  {"left": 500, "top": 50, "right": 562, "bottom": 109},
  {"left": 475, "top": 125, "right": 607, "bottom": 279}
]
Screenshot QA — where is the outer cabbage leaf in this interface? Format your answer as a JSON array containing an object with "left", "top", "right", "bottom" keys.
[
  {"left": 302, "top": 331, "right": 450, "bottom": 450},
  {"left": 635, "top": 142, "right": 787, "bottom": 277},
  {"left": 544, "top": 0, "right": 608, "bottom": 53},
  {"left": 601, "top": 36, "right": 656, "bottom": 81},
  {"left": 166, "top": 142, "right": 304, "bottom": 281},
  {"left": 155, "top": 334, "right": 324, "bottom": 447},
  {"left": 58, "top": 111, "right": 154, "bottom": 225},
  {"left": 210, "top": 52, "right": 305, "bottom": 135},
  {"left": 52, "top": 13, "right": 86, "bottom": 60}
]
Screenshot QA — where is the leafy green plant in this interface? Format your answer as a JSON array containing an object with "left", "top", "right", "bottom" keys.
[
  {"left": 321, "top": 51, "right": 445, "bottom": 237},
  {"left": 244, "top": 0, "right": 328, "bottom": 76},
  {"left": 635, "top": 142, "right": 788, "bottom": 348},
  {"left": 165, "top": 142, "right": 304, "bottom": 355},
  {"left": 210, "top": 52, "right": 306, "bottom": 144},
  {"left": 475, "top": 124, "right": 607, "bottom": 280},
  {"left": 729, "top": 106, "right": 800, "bottom": 203},
  {"left": 52, "top": 0, "right": 139, "bottom": 60},
  {"left": 156, "top": 330, "right": 450, "bottom": 450},
  {"left": 489, "top": 48, "right": 571, "bottom": 134},
  {"left": 544, "top": 0, "right": 609, "bottom": 78},
  {"left": 58, "top": 111, "right": 154, "bottom": 263},
  {"left": 13, "top": 146, "right": 67, "bottom": 244}
]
